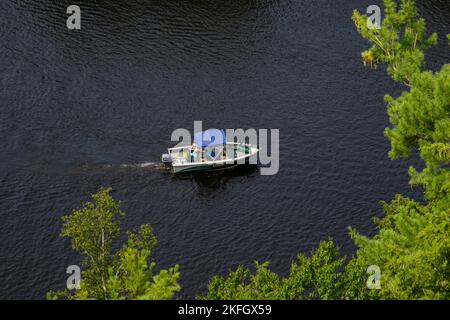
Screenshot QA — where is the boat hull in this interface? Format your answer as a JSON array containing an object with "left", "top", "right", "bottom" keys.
[
  {"left": 169, "top": 143, "right": 259, "bottom": 174},
  {"left": 172, "top": 162, "right": 239, "bottom": 173}
]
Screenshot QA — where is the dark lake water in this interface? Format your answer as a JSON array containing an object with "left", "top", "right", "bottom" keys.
[{"left": 0, "top": 0, "right": 449, "bottom": 299}]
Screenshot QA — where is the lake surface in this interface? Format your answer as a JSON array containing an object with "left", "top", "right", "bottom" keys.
[{"left": 0, "top": 0, "right": 449, "bottom": 299}]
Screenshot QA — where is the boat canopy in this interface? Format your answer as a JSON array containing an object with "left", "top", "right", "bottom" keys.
[{"left": 194, "top": 129, "right": 226, "bottom": 148}]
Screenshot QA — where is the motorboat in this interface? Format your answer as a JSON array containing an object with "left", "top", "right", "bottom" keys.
[{"left": 161, "top": 129, "right": 259, "bottom": 173}]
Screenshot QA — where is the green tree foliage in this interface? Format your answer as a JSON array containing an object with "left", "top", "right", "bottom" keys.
[
  {"left": 349, "top": 0, "right": 450, "bottom": 299},
  {"left": 47, "top": 188, "right": 180, "bottom": 300},
  {"left": 350, "top": 195, "right": 450, "bottom": 299},
  {"left": 352, "top": 0, "right": 437, "bottom": 85},
  {"left": 200, "top": 241, "right": 375, "bottom": 300},
  {"left": 203, "top": 0, "right": 449, "bottom": 300},
  {"left": 353, "top": 0, "right": 450, "bottom": 202}
]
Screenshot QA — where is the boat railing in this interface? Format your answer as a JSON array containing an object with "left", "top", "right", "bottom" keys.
[{"left": 168, "top": 143, "right": 255, "bottom": 165}]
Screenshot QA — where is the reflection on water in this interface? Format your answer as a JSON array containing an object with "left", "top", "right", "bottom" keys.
[{"left": 173, "top": 165, "right": 259, "bottom": 191}]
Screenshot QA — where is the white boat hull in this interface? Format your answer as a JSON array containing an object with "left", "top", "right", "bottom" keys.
[{"left": 169, "top": 144, "right": 258, "bottom": 174}]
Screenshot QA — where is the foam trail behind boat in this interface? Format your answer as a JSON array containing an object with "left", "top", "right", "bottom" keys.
[{"left": 119, "top": 161, "right": 157, "bottom": 168}]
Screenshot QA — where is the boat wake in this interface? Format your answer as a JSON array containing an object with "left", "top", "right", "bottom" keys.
[
  {"left": 107, "top": 161, "right": 172, "bottom": 172},
  {"left": 120, "top": 161, "right": 157, "bottom": 168}
]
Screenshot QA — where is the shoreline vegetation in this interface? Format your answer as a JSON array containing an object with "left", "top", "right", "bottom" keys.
[
  {"left": 48, "top": 0, "right": 449, "bottom": 300},
  {"left": 47, "top": 188, "right": 180, "bottom": 300}
]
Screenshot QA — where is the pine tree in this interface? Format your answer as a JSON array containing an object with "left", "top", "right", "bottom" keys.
[
  {"left": 202, "top": 0, "right": 449, "bottom": 300},
  {"left": 349, "top": 0, "right": 450, "bottom": 299}
]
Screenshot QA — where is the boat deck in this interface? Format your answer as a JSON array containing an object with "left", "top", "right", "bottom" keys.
[{"left": 169, "top": 143, "right": 252, "bottom": 165}]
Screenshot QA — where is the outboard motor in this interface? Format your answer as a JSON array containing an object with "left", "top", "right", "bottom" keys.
[{"left": 161, "top": 153, "right": 173, "bottom": 166}]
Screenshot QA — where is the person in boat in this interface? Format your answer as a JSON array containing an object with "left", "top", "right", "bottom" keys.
[
  {"left": 190, "top": 143, "right": 204, "bottom": 162},
  {"left": 190, "top": 143, "right": 197, "bottom": 162}
]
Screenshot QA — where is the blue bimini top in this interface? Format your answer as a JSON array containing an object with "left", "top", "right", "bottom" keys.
[{"left": 193, "top": 129, "right": 226, "bottom": 148}]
